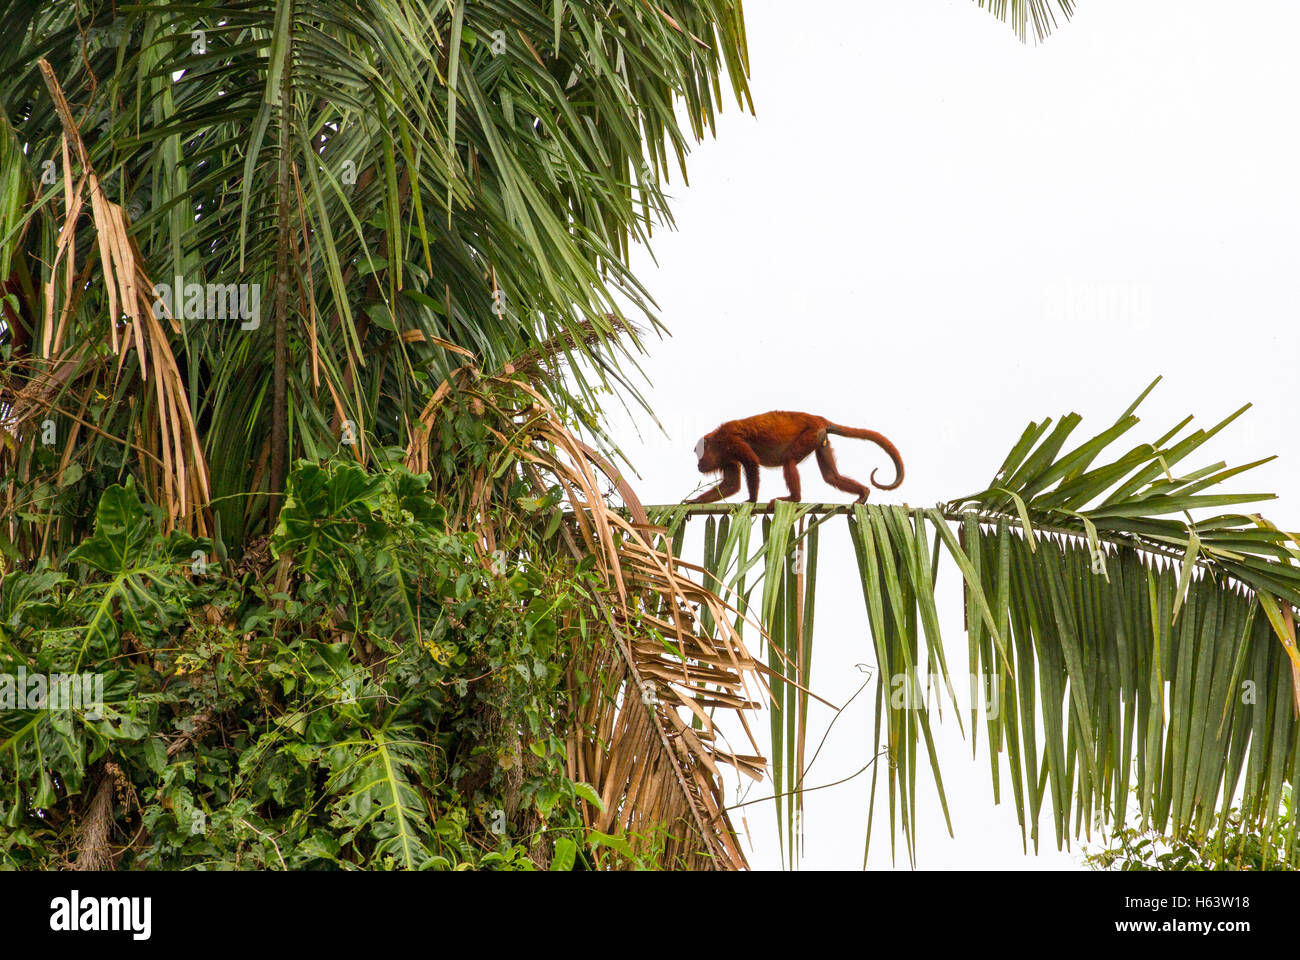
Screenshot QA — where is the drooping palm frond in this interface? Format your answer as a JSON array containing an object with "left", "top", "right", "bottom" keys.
[
  {"left": 650, "top": 380, "right": 1300, "bottom": 868},
  {"left": 938, "top": 378, "right": 1300, "bottom": 864},
  {"left": 1, "top": 64, "right": 211, "bottom": 538},
  {"left": 649, "top": 501, "right": 842, "bottom": 868},
  {"left": 0, "top": 0, "right": 753, "bottom": 555},
  {"left": 406, "top": 367, "right": 768, "bottom": 868}
]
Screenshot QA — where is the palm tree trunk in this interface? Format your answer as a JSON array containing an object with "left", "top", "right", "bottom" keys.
[{"left": 270, "top": 4, "right": 294, "bottom": 517}]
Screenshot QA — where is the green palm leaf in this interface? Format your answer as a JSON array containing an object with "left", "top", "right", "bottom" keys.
[{"left": 654, "top": 380, "right": 1300, "bottom": 867}]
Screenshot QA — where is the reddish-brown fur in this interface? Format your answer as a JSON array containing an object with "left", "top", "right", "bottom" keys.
[{"left": 686, "top": 411, "right": 904, "bottom": 505}]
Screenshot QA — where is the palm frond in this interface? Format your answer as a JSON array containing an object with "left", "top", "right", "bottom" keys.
[
  {"left": 407, "top": 367, "right": 767, "bottom": 868},
  {"left": 650, "top": 380, "right": 1300, "bottom": 868},
  {"left": 1, "top": 0, "right": 752, "bottom": 552},
  {"left": 973, "top": 0, "right": 1076, "bottom": 43}
]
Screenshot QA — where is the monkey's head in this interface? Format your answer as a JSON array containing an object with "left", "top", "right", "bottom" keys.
[{"left": 694, "top": 435, "right": 719, "bottom": 474}]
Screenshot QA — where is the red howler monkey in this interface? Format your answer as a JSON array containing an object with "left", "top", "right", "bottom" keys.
[{"left": 686, "top": 411, "right": 903, "bottom": 505}]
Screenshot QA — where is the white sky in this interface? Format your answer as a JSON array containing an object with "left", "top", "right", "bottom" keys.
[{"left": 601, "top": 0, "right": 1300, "bottom": 869}]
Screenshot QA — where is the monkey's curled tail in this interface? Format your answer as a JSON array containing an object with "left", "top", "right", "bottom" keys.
[{"left": 826, "top": 424, "right": 904, "bottom": 490}]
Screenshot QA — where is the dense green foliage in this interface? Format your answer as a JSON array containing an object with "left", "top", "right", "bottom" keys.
[
  {"left": 0, "top": 458, "right": 656, "bottom": 869},
  {"left": 1, "top": 0, "right": 761, "bottom": 868},
  {"left": 1086, "top": 788, "right": 1294, "bottom": 871}
]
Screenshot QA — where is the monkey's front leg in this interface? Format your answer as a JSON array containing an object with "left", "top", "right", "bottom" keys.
[
  {"left": 739, "top": 457, "right": 762, "bottom": 503},
  {"left": 686, "top": 486, "right": 724, "bottom": 505},
  {"left": 686, "top": 463, "right": 741, "bottom": 504},
  {"left": 766, "top": 460, "right": 802, "bottom": 507}
]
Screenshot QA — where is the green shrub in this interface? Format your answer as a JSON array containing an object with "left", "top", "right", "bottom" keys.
[{"left": 0, "top": 459, "right": 626, "bottom": 869}]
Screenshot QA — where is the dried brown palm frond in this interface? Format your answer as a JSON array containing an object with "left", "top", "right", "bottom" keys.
[
  {"left": 405, "top": 366, "right": 765, "bottom": 869},
  {"left": 0, "top": 62, "right": 210, "bottom": 537}
]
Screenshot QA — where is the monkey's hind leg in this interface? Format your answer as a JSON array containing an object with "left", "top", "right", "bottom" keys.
[{"left": 816, "top": 443, "right": 871, "bottom": 503}]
